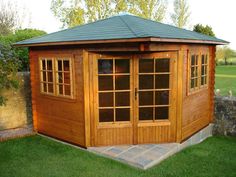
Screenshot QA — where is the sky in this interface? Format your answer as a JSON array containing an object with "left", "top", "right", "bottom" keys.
[{"left": 5, "top": 0, "right": 236, "bottom": 49}]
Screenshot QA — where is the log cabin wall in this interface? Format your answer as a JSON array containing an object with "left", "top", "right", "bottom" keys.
[
  {"left": 181, "top": 45, "right": 215, "bottom": 141},
  {"left": 29, "top": 47, "right": 86, "bottom": 146}
]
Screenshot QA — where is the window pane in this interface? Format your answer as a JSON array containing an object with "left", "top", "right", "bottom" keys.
[
  {"left": 201, "top": 76, "right": 205, "bottom": 85},
  {"left": 99, "top": 109, "right": 113, "bottom": 122},
  {"left": 115, "top": 75, "right": 129, "bottom": 90},
  {"left": 194, "top": 78, "right": 198, "bottom": 87},
  {"left": 99, "top": 92, "right": 113, "bottom": 107},
  {"left": 191, "top": 79, "right": 195, "bottom": 89},
  {"left": 195, "top": 56, "right": 199, "bottom": 65},
  {"left": 139, "top": 75, "right": 154, "bottom": 90},
  {"left": 98, "top": 59, "right": 113, "bottom": 74},
  {"left": 155, "top": 59, "right": 170, "bottom": 72},
  {"left": 191, "top": 55, "right": 195, "bottom": 66},
  {"left": 63, "top": 60, "right": 70, "bottom": 71},
  {"left": 155, "top": 74, "right": 169, "bottom": 89},
  {"left": 115, "top": 92, "right": 130, "bottom": 106},
  {"left": 47, "top": 60, "right": 52, "bottom": 70},
  {"left": 201, "top": 55, "right": 205, "bottom": 64},
  {"left": 139, "top": 91, "right": 153, "bottom": 106},
  {"left": 98, "top": 76, "right": 113, "bottom": 91},
  {"left": 59, "top": 85, "right": 63, "bottom": 94},
  {"left": 58, "top": 60, "right": 62, "bottom": 71},
  {"left": 155, "top": 91, "right": 169, "bottom": 105},
  {"left": 48, "top": 83, "right": 54, "bottom": 93},
  {"left": 64, "top": 72, "right": 70, "bottom": 84},
  {"left": 139, "top": 59, "right": 154, "bottom": 73},
  {"left": 58, "top": 72, "right": 63, "bottom": 83},
  {"left": 48, "top": 72, "right": 53, "bottom": 82},
  {"left": 43, "top": 71, "right": 46, "bottom": 81},
  {"left": 43, "top": 83, "right": 47, "bottom": 92},
  {"left": 201, "top": 65, "right": 205, "bottom": 75},
  {"left": 115, "top": 59, "right": 130, "bottom": 73},
  {"left": 155, "top": 107, "right": 169, "bottom": 120},
  {"left": 191, "top": 67, "right": 195, "bottom": 78},
  {"left": 139, "top": 107, "right": 153, "bottom": 120},
  {"left": 42, "top": 60, "right": 46, "bottom": 70},
  {"left": 64, "top": 85, "right": 71, "bottom": 96},
  {"left": 116, "top": 108, "right": 130, "bottom": 121}
]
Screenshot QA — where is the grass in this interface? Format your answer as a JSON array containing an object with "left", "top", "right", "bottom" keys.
[
  {"left": 0, "top": 135, "right": 236, "bottom": 177},
  {"left": 215, "top": 65, "right": 236, "bottom": 95}
]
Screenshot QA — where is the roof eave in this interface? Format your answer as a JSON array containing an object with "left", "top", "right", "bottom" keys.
[{"left": 14, "top": 37, "right": 229, "bottom": 47}]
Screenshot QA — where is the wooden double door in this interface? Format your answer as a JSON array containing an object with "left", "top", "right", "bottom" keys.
[{"left": 90, "top": 52, "right": 177, "bottom": 146}]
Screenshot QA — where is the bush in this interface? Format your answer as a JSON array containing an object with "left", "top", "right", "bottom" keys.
[
  {"left": 0, "top": 29, "right": 46, "bottom": 71},
  {"left": 0, "top": 43, "right": 21, "bottom": 106}
]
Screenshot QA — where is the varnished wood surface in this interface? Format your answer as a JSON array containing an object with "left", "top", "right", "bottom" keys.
[
  {"left": 29, "top": 48, "right": 86, "bottom": 146},
  {"left": 29, "top": 43, "right": 216, "bottom": 147}
]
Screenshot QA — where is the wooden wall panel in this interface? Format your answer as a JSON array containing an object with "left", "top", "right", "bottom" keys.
[
  {"left": 96, "top": 127, "right": 133, "bottom": 146},
  {"left": 29, "top": 47, "right": 86, "bottom": 146},
  {"left": 137, "top": 125, "right": 170, "bottom": 143},
  {"left": 181, "top": 45, "right": 213, "bottom": 141}
]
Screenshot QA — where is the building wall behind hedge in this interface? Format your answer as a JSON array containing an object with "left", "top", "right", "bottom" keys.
[{"left": 0, "top": 72, "right": 32, "bottom": 131}]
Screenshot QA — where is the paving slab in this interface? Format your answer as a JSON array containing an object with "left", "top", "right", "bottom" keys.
[{"left": 88, "top": 124, "right": 213, "bottom": 170}]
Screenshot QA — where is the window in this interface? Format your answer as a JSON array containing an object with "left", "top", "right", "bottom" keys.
[
  {"left": 39, "top": 57, "right": 74, "bottom": 98},
  {"left": 55, "top": 59, "right": 73, "bottom": 97},
  {"left": 189, "top": 52, "right": 209, "bottom": 93},
  {"left": 40, "top": 58, "right": 54, "bottom": 94},
  {"left": 97, "top": 58, "right": 131, "bottom": 123},
  {"left": 190, "top": 55, "right": 199, "bottom": 90},
  {"left": 201, "top": 54, "right": 208, "bottom": 86}
]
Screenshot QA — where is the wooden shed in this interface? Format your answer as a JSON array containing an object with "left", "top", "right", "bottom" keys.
[{"left": 15, "top": 14, "right": 228, "bottom": 147}]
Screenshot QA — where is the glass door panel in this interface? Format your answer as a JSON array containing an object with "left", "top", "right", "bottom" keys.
[
  {"left": 138, "top": 58, "right": 171, "bottom": 121},
  {"left": 98, "top": 58, "right": 131, "bottom": 123}
]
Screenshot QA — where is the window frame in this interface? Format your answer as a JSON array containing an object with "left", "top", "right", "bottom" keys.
[
  {"left": 39, "top": 58, "right": 55, "bottom": 95},
  {"left": 39, "top": 56, "right": 75, "bottom": 99},
  {"left": 188, "top": 50, "right": 209, "bottom": 94}
]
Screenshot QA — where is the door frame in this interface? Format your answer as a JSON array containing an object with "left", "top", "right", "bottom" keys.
[{"left": 89, "top": 52, "right": 177, "bottom": 146}]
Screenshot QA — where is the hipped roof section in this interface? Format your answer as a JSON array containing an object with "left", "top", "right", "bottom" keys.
[{"left": 15, "top": 14, "right": 229, "bottom": 47}]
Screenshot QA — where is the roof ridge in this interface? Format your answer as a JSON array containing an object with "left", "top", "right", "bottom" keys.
[
  {"left": 130, "top": 15, "right": 224, "bottom": 41},
  {"left": 118, "top": 15, "right": 138, "bottom": 37}
]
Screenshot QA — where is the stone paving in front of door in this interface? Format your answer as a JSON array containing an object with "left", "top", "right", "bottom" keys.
[
  {"left": 88, "top": 143, "right": 179, "bottom": 169},
  {"left": 88, "top": 124, "right": 213, "bottom": 169}
]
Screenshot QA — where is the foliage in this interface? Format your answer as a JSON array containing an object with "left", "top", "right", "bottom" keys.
[
  {"left": 171, "top": 0, "right": 190, "bottom": 28},
  {"left": 0, "top": 0, "right": 21, "bottom": 35},
  {"left": 0, "top": 136, "right": 236, "bottom": 177},
  {"left": 0, "top": 43, "right": 21, "bottom": 106},
  {"left": 216, "top": 46, "right": 236, "bottom": 65},
  {"left": 193, "top": 24, "right": 215, "bottom": 37},
  {"left": 127, "top": 0, "right": 167, "bottom": 22},
  {"left": 0, "top": 29, "right": 46, "bottom": 71},
  {"left": 50, "top": 0, "right": 167, "bottom": 28}
]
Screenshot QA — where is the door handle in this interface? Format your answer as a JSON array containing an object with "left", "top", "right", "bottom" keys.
[{"left": 135, "top": 88, "right": 138, "bottom": 100}]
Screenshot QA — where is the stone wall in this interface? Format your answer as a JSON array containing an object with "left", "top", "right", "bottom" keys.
[
  {"left": 0, "top": 72, "right": 32, "bottom": 131},
  {"left": 213, "top": 96, "right": 236, "bottom": 136}
]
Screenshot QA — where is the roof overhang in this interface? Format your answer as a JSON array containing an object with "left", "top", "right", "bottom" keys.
[{"left": 14, "top": 37, "right": 229, "bottom": 47}]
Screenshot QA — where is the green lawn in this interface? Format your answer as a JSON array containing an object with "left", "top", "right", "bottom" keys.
[
  {"left": 0, "top": 135, "right": 235, "bottom": 177},
  {"left": 215, "top": 65, "right": 236, "bottom": 95}
]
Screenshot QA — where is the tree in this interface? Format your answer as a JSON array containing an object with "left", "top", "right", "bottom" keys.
[
  {"left": 0, "top": 0, "right": 21, "bottom": 35},
  {"left": 51, "top": 0, "right": 168, "bottom": 28},
  {"left": 216, "top": 46, "right": 236, "bottom": 65},
  {"left": 85, "top": 0, "right": 113, "bottom": 23},
  {"left": 171, "top": 0, "right": 190, "bottom": 28},
  {"left": 0, "top": 43, "right": 21, "bottom": 106},
  {"left": 128, "top": 0, "right": 167, "bottom": 22},
  {"left": 193, "top": 24, "right": 215, "bottom": 37},
  {"left": 0, "top": 29, "right": 47, "bottom": 71}
]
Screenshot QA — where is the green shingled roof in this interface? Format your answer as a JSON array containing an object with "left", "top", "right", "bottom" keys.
[{"left": 15, "top": 14, "right": 228, "bottom": 46}]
